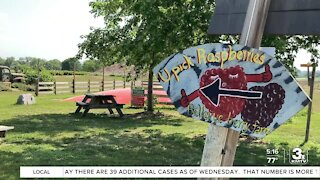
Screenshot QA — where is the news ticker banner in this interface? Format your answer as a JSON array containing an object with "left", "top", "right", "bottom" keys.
[{"left": 20, "top": 166, "right": 320, "bottom": 178}]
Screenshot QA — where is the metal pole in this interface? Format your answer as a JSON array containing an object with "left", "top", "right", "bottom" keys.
[
  {"left": 304, "top": 63, "right": 316, "bottom": 143},
  {"left": 200, "top": 0, "right": 271, "bottom": 171}
]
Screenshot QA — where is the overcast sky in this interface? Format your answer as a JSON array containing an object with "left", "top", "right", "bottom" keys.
[
  {"left": 0, "top": 0, "right": 311, "bottom": 69},
  {"left": 0, "top": 0, "right": 104, "bottom": 61}
]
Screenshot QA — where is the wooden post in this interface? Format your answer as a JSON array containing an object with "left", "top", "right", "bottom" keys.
[
  {"left": 72, "top": 79, "right": 75, "bottom": 94},
  {"left": 54, "top": 81, "right": 57, "bottom": 95},
  {"left": 200, "top": 0, "right": 271, "bottom": 173},
  {"left": 307, "top": 66, "right": 310, "bottom": 86},
  {"left": 35, "top": 79, "right": 39, "bottom": 96},
  {"left": 146, "top": 65, "right": 154, "bottom": 112},
  {"left": 73, "top": 60, "right": 76, "bottom": 94},
  {"left": 123, "top": 66, "right": 126, "bottom": 88},
  {"left": 88, "top": 80, "right": 91, "bottom": 93},
  {"left": 36, "top": 59, "right": 40, "bottom": 96},
  {"left": 301, "top": 63, "right": 312, "bottom": 86},
  {"left": 141, "top": 77, "right": 144, "bottom": 87},
  {"left": 304, "top": 62, "right": 316, "bottom": 143},
  {"left": 201, "top": 125, "right": 228, "bottom": 166},
  {"left": 113, "top": 79, "right": 115, "bottom": 89},
  {"left": 102, "top": 65, "right": 105, "bottom": 91}
]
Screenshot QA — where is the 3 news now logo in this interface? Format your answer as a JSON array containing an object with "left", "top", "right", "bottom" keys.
[{"left": 289, "top": 148, "right": 308, "bottom": 165}]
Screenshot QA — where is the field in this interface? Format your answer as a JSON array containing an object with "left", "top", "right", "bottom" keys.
[{"left": 0, "top": 80, "right": 319, "bottom": 179}]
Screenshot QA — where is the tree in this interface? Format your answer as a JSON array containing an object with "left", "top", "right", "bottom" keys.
[
  {"left": 61, "top": 57, "right": 81, "bottom": 71},
  {"left": 220, "top": 35, "right": 320, "bottom": 76},
  {"left": 82, "top": 0, "right": 320, "bottom": 112},
  {"left": 45, "top": 59, "right": 62, "bottom": 70},
  {"left": 82, "top": 59, "right": 100, "bottom": 72},
  {"left": 29, "top": 58, "right": 46, "bottom": 68},
  {"left": 82, "top": 0, "right": 218, "bottom": 111},
  {"left": 261, "top": 35, "right": 320, "bottom": 76},
  {"left": 78, "top": 28, "right": 124, "bottom": 90},
  {"left": 11, "top": 61, "right": 22, "bottom": 72},
  {"left": 0, "top": 57, "right": 4, "bottom": 65},
  {"left": 4, "top": 57, "right": 15, "bottom": 67}
]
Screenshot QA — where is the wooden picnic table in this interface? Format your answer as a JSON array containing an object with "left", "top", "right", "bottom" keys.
[
  {"left": 0, "top": 125, "right": 14, "bottom": 138},
  {"left": 75, "top": 94, "right": 124, "bottom": 117}
]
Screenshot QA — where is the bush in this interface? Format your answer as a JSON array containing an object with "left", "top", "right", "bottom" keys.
[
  {"left": 49, "top": 70, "right": 88, "bottom": 76},
  {"left": 40, "top": 70, "right": 54, "bottom": 82},
  {"left": 11, "top": 83, "right": 35, "bottom": 91},
  {"left": 0, "top": 83, "right": 11, "bottom": 91},
  {"left": 24, "top": 69, "right": 54, "bottom": 84}
]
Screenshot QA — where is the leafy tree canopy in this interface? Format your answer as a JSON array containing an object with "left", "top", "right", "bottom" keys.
[
  {"left": 79, "top": 0, "right": 218, "bottom": 71},
  {"left": 78, "top": 0, "right": 320, "bottom": 111},
  {"left": 82, "top": 59, "right": 101, "bottom": 72},
  {"left": 45, "top": 59, "right": 62, "bottom": 70},
  {"left": 62, "top": 57, "right": 82, "bottom": 71},
  {"left": 79, "top": 0, "right": 320, "bottom": 76}
]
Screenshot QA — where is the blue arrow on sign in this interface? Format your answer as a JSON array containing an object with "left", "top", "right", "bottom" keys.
[{"left": 199, "top": 78, "right": 263, "bottom": 106}]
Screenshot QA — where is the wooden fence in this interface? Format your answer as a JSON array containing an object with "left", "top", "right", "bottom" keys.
[
  {"left": 36, "top": 80, "right": 133, "bottom": 95},
  {"left": 36, "top": 80, "right": 173, "bottom": 106}
]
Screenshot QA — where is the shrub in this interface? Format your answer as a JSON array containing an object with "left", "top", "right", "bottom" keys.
[
  {"left": 11, "top": 83, "right": 35, "bottom": 91},
  {"left": 49, "top": 70, "right": 88, "bottom": 76},
  {"left": 24, "top": 69, "right": 54, "bottom": 84},
  {"left": 40, "top": 70, "right": 54, "bottom": 82},
  {"left": 0, "top": 83, "right": 11, "bottom": 91}
]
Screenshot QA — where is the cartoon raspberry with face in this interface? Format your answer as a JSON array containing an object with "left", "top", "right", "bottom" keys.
[{"left": 180, "top": 64, "right": 285, "bottom": 129}]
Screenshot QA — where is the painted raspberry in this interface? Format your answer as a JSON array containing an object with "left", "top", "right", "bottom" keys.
[
  {"left": 199, "top": 66, "right": 247, "bottom": 121},
  {"left": 241, "top": 83, "right": 285, "bottom": 130}
]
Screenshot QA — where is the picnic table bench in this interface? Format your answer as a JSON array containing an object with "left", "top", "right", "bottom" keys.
[
  {"left": 0, "top": 125, "right": 14, "bottom": 138},
  {"left": 75, "top": 94, "right": 124, "bottom": 117}
]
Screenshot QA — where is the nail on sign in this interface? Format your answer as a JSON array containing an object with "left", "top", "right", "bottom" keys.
[{"left": 153, "top": 43, "right": 310, "bottom": 138}]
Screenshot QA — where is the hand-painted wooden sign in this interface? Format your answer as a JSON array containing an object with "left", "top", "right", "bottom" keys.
[{"left": 153, "top": 43, "right": 310, "bottom": 138}]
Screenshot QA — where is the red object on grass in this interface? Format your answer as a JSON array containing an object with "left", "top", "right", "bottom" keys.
[{"left": 63, "top": 88, "right": 172, "bottom": 105}]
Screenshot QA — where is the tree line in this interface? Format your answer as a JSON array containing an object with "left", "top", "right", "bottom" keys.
[{"left": 0, "top": 57, "right": 101, "bottom": 73}]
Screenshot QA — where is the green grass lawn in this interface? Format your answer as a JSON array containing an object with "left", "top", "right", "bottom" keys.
[{"left": 0, "top": 89, "right": 319, "bottom": 179}]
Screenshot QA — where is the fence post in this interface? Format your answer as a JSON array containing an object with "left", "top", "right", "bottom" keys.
[
  {"left": 123, "top": 79, "right": 126, "bottom": 88},
  {"left": 113, "top": 79, "right": 115, "bottom": 89},
  {"left": 35, "top": 79, "right": 39, "bottom": 96},
  {"left": 88, "top": 80, "right": 90, "bottom": 93},
  {"left": 304, "top": 62, "right": 316, "bottom": 143},
  {"left": 72, "top": 79, "right": 75, "bottom": 94},
  {"left": 102, "top": 80, "right": 104, "bottom": 91},
  {"left": 54, "top": 81, "right": 57, "bottom": 95}
]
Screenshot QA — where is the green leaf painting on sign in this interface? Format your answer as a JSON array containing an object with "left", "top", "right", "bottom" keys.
[{"left": 153, "top": 43, "right": 310, "bottom": 138}]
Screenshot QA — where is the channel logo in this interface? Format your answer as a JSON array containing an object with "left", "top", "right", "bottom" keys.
[{"left": 289, "top": 148, "right": 308, "bottom": 165}]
